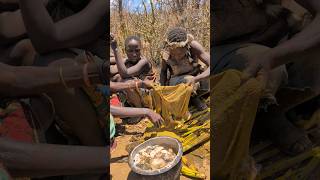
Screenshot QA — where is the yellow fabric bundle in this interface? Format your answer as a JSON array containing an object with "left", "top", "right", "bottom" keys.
[
  {"left": 211, "top": 70, "right": 263, "bottom": 180},
  {"left": 150, "top": 84, "right": 193, "bottom": 124},
  {"left": 136, "top": 84, "right": 208, "bottom": 179}
]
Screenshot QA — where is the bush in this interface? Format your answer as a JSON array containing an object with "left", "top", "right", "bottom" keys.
[{"left": 110, "top": 0, "right": 210, "bottom": 69}]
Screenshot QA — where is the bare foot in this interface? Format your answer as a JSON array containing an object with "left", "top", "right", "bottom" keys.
[{"left": 258, "top": 112, "right": 312, "bottom": 155}]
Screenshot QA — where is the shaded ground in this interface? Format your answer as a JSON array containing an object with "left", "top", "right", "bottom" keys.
[{"left": 253, "top": 110, "right": 320, "bottom": 179}]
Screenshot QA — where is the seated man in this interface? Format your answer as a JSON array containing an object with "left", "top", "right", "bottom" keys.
[{"left": 160, "top": 27, "right": 210, "bottom": 111}]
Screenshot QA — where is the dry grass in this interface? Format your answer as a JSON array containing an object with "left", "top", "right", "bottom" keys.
[{"left": 110, "top": 0, "right": 210, "bottom": 67}]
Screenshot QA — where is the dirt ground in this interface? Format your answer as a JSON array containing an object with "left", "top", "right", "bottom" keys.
[{"left": 110, "top": 117, "right": 210, "bottom": 180}]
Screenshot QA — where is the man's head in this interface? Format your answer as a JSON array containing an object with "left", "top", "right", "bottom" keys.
[
  {"left": 167, "top": 27, "right": 188, "bottom": 43},
  {"left": 165, "top": 27, "right": 191, "bottom": 60},
  {"left": 125, "top": 36, "right": 142, "bottom": 61}
]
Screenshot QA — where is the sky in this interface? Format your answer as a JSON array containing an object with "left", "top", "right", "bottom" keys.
[{"left": 111, "top": 0, "right": 157, "bottom": 12}]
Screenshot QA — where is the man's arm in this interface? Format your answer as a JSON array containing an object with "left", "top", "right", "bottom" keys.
[
  {"left": 160, "top": 59, "right": 168, "bottom": 85},
  {"left": 0, "top": 61, "right": 105, "bottom": 97},
  {"left": 244, "top": 0, "right": 320, "bottom": 78},
  {"left": 266, "top": 0, "right": 320, "bottom": 68},
  {"left": 0, "top": 138, "right": 108, "bottom": 177},
  {"left": 19, "top": 0, "right": 107, "bottom": 53},
  {"left": 190, "top": 41, "right": 210, "bottom": 83}
]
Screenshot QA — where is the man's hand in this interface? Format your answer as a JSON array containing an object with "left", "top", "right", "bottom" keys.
[
  {"left": 142, "top": 79, "right": 154, "bottom": 89},
  {"left": 241, "top": 51, "right": 274, "bottom": 87},
  {"left": 145, "top": 109, "right": 164, "bottom": 128},
  {"left": 184, "top": 76, "right": 196, "bottom": 86},
  {"left": 110, "top": 33, "right": 118, "bottom": 50}
]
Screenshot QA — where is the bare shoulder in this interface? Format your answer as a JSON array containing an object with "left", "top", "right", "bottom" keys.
[{"left": 190, "top": 40, "right": 206, "bottom": 54}]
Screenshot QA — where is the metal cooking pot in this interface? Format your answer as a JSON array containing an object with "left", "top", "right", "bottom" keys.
[{"left": 128, "top": 136, "right": 183, "bottom": 180}]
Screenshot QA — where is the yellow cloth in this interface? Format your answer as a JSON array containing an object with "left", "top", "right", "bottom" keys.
[
  {"left": 211, "top": 70, "right": 263, "bottom": 180},
  {"left": 149, "top": 84, "right": 193, "bottom": 124}
]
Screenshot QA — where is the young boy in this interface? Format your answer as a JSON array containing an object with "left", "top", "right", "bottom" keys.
[{"left": 111, "top": 34, "right": 155, "bottom": 108}]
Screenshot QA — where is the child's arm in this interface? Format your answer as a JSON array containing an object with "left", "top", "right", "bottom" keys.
[{"left": 111, "top": 106, "right": 163, "bottom": 127}]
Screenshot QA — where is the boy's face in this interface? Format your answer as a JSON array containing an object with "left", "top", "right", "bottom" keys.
[
  {"left": 169, "top": 47, "right": 187, "bottom": 60},
  {"left": 126, "top": 39, "right": 141, "bottom": 61}
]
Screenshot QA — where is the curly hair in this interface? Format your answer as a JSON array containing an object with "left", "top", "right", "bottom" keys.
[{"left": 166, "top": 27, "right": 188, "bottom": 43}]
